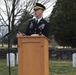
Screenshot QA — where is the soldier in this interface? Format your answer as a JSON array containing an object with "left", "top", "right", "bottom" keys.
[
  {"left": 17, "top": 3, "right": 49, "bottom": 38},
  {"left": 25, "top": 3, "right": 49, "bottom": 37}
]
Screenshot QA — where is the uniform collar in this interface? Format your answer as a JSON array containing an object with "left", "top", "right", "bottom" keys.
[{"left": 36, "top": 17, "right": 42, "bottom": 23}]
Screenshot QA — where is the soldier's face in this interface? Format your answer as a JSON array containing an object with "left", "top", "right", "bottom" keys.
[{"left": 34, "top": 9, "right": 43, "bottom": 18}]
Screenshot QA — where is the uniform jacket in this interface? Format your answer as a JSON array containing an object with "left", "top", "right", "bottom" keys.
[{"left": 25, "top": 18, "right": 49, "bottom": 38}]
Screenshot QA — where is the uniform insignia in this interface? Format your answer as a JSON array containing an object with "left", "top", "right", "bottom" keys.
[
  {"left": 29, "top": 22, "right": 33, "bottom": 29},
  {"left": 38, "top": 24, "right": 45, "bottom": 29}
]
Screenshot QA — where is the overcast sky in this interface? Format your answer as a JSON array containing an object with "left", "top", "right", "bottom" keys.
[{"left": 43, "top": 0, "right": 57, "bottom": 17}]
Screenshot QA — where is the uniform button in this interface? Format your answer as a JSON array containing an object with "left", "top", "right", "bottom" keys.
[
  {"left": 40, "top": 29, "right": 42, "bottom": 30},
  {"left": 40, "top": 32, "right": 42, "bottom": 35},
  {"left": 30, "top": 31, "right": 31, "bottom": 33},
  {"left": 34, "top": 31, "right": 36, "bottom": 33},
  {"left": 35, "top": 28, "right": 36, "bottom": 30}
]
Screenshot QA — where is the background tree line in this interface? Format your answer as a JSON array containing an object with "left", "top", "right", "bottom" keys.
[{"left": 49, "top": 0, "right": 76, "bottom": 48}]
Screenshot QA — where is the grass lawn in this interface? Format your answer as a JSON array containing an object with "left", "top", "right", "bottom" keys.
[
  {"left": 49, "top": 60, "right": 76, "bottom": 75},
  {"left": 0, "top": 59, "right": 18, "bottom": 75},
  {"left": 0, "top": 59, "right": 76, "bottom": 75}
]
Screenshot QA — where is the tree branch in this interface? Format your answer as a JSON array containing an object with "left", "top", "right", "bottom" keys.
[{"left": 0, "top": 13, "right": 8, "bottom": 25}]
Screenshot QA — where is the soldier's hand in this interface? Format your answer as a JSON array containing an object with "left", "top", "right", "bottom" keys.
[
  {"left": 16, "top": 31, "right": 23, "bottom": 37},
  {"left": 31, "top": 34, "right": 39, "bottom": 36}
]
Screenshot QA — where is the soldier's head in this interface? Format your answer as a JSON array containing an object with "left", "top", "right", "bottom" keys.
[{"left": 34, "top": 3, "right": 46, "bottom": 19}]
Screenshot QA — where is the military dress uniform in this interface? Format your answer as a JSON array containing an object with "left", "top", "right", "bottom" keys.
[
  {"left": 25, "top": 18, "right": 49, "bottom": 38},
  {"left": 25, "top": 3, "right": 49, "bottom": 37}
]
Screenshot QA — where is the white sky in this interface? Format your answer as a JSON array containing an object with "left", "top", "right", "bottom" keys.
[{"left": 43, "top": 1, "right": 56, "bottom": 17}]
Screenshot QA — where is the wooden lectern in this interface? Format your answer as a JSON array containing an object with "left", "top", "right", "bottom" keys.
[{"left": 17, "top": 36, "right": 49, "bottom": 75}]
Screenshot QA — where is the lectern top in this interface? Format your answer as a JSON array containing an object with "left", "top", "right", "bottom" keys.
[{"left": 17, "top": 35, "right": 50, "bottom": 41}]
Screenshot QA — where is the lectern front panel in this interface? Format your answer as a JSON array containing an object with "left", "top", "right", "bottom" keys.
[{"left": 18, "top": 36, "right": 49, "bottom": 75}]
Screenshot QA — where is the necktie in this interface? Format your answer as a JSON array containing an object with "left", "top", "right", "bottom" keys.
[{"left": 36, "top": 20, "right": 38, "bottom": 24}]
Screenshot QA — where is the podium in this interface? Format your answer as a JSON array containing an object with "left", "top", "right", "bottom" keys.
[{"left": 17, "top": 36, "right": 49, "bottom": 75}]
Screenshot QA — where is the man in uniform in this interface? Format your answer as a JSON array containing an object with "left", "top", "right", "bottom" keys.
[
  {"left": 25, "top": 3, "right": 49, "bottom": 37},
  {"left": 17, "top": 3, "right": 49, "bottom": 38}
]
